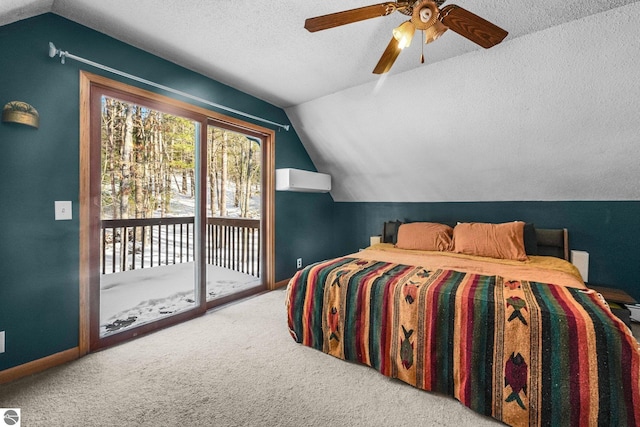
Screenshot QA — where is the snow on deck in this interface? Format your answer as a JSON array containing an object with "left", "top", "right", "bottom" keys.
[{"left": 100, "top": 263, "right": 260, "bottom": 335}]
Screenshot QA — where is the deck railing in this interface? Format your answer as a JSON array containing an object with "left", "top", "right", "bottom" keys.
[{"left": 101, "top": 216, "right": 260, "bottom": 277}]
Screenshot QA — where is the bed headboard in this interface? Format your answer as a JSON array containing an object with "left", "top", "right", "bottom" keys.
[
  {"left": 535, "top": 228, "right": 569, "bottom": 260},
  {"left": 382, "top": 220, "right": 402, "bottom": 245},
  {"left": 382, "top": 221, "right": 570, "bottom": 261}
]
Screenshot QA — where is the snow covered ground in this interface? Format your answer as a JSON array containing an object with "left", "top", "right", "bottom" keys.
[
  {"left": 100, "top": 263, "right": 261, "bottom": 336},
  {"left": 99, "top": 176, "right": 263, "bottom": 336}
]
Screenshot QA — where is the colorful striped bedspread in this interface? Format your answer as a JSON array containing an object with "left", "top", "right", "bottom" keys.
[{"left": 286, "top": 254, "right": 640, "bottom": 427}]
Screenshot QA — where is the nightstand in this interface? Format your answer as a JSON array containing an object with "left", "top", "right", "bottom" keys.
[{"left": 588, "top": 285, "right": 637, "bottom": 327}]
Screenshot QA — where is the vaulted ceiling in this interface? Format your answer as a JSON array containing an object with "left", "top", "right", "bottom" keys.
[{"left": 2, "top": 0, "right": 640, "bottom": 201}]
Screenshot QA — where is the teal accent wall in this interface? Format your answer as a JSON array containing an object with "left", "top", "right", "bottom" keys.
[
  {"left": 274, "top": 127, "right": 337, "bottom": 280},
  {"left": 334, "top": 201, "right": 640, "bottom": 301},
  {"left": 1, "top": 13, "right": 638, "bottom": 375},
  {"left": 0, "top": 14, "right": 338, "bottom": 371}
]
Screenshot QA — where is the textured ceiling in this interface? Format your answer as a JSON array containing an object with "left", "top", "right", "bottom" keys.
[
  {"left": 0, "top": 0, "right": 637, "bottom": 107},
  {"left": 287, "top": 2, "right": 640, "bottom": 201},
  {"left": 2, "top": 0, "right": 639, "bottom": 202}
]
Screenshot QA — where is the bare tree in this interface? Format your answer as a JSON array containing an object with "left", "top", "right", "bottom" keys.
[
  {"left": 219, "top": 131, "right": 228, "bottom": 217},
  {"left": 101, "top": 100, "right": 262, "bottom": 223}
]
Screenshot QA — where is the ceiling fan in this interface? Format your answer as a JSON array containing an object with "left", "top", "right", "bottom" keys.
[{"left": 304, "top": 0, "right": 508, "bottom": 74}]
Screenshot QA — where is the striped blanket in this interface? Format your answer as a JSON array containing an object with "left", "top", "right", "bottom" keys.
[{"left": 286, "top": 256, "right": 640, "bottom": 427}]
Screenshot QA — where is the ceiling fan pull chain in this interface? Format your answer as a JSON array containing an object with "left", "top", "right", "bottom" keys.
[{"left": 420, "top": 30, "right": 425, "bottom": 63}]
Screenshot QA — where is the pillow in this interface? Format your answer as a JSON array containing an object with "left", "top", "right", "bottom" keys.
[
  {"left": 451, "top": 222, "right": 528, "bottom": 261},
  {"left": 523, "top": 222, "right": 538, "bottom": 255},
  {"left": 383, "top": 220, "right": 403, "bottom": 244},
  {"left": 395, "top": 222, "right": 453, "bottom": 251}
]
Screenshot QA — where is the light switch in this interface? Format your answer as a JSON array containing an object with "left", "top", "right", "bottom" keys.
[{"left": 55, "top": 201, "right": 72, "bottom": 220}]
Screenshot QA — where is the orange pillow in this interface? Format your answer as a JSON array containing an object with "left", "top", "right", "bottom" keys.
[
  {"left": 451, "top": 222, "right": 527, "bottom": 261},
  {"left": 395, "top": 222, "right": 453, "bottom": 251}
]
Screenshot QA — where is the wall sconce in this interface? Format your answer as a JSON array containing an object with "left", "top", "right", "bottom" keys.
[{"left": 2, "top": 101, "right": 39, "bottom": 128}]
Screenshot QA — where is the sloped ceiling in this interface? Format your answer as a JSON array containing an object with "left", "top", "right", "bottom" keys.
[{"left": 2, "top": 0, "right": 639, "bottom": 201}]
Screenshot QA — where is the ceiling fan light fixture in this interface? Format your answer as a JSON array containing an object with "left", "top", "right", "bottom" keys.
[
  {"left": 304, "top": 0, "right": 508, "bottom": 75},
  {"left": 392, "top": 21, "right": 414, "bottom": 49},
  {"left": 423, "top": 21, "right": 448, "bottom": 44},
  {"left": 411, "top": 0, "right": 438, "bottom": 30}
]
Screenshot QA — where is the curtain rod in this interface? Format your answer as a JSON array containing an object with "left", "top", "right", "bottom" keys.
[{"left": 47, "top": 42, "right": 290, "bottom": 131}]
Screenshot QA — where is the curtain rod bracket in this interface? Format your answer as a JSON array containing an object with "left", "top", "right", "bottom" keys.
[
  {"left": 47, "top": 42, "right": 290, "bottom": 131},
  {"left": 48, "top": 42, "right": 67, "bottom": 64}
]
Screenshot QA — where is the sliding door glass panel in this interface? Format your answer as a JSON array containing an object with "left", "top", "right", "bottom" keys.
[
  {"left": 99, "top": 96, "right": 198, "bottom": 336},
  {"left": 205, "top": 126, "right": 262, "bottom": 301}
]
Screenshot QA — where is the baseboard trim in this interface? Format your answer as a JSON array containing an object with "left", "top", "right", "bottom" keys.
[
  {"left": 0, "top": 347, "right": 80, "bottom": 384},
  {"left": 274, "top": 278, "right": 291, "bottom": 289}
]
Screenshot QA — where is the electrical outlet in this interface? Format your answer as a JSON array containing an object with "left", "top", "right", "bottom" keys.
[
  {"left": 0, "top": 331, "right": 5, "bottom": 353},
  {"left": 296, "top": 258, "right": 302, "bottom": 269}
]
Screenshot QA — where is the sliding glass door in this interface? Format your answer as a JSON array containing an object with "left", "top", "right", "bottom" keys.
[
  {"left": 90, "top": 89, "right": 206, "bottom": 349},
  {"left": 82, "top": 73, "right": 274, "bottom": 351},
  {"left": 204, "top": 125, "right": 262, "bottom": 303},
  {"left": 99, "top": 96, "right": 200, "bottom": 337}
]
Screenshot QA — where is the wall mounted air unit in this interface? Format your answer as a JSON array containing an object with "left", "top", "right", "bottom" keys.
[{"left": 276, "top": 168, "right": 331, "bottom": 193}]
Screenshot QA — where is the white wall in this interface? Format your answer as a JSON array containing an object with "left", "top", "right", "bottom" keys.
[{"left": 286, "top": 3, "right": 640, "bottom": 202}]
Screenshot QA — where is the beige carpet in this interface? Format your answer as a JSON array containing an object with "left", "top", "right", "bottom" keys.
[{"left": 1, "top": 289, "right": 639, "bottom": 427}]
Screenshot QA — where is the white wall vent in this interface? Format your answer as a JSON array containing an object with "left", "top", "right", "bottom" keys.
[{"left": 276, "top": 168, "right": 331, "bottom": 193}]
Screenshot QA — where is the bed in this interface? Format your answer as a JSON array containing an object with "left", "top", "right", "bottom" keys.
[{"left": 286, "top": 221, "right": 640, "bottom": 427}]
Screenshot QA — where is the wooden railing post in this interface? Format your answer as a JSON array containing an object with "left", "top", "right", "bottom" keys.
[{"left": 101, "top": 216, "right": 260, "bottom": 278}]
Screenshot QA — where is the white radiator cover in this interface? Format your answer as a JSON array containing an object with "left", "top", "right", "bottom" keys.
[{"left": 276, "top": 168, "right": 331, "bottom": 193}]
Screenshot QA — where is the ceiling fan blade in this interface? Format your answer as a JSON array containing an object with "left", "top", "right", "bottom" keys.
[
  {"left": 305, "top": 3, "right": 400, "bottom": 32},
  {"left": 373, "top": 36, "right": 402, "bottom": 74},
  {"left": 439, "top": 5, "right": 508, "bottom": 48}
]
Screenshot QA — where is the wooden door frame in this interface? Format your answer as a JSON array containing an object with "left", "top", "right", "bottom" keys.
[{"left": 79, "top": 71, "right": 275, "bottom": 355}]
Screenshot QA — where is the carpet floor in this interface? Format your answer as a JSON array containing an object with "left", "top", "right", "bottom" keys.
[{"left": 1, "top": 289, "right": 638, "bottom": 426}]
